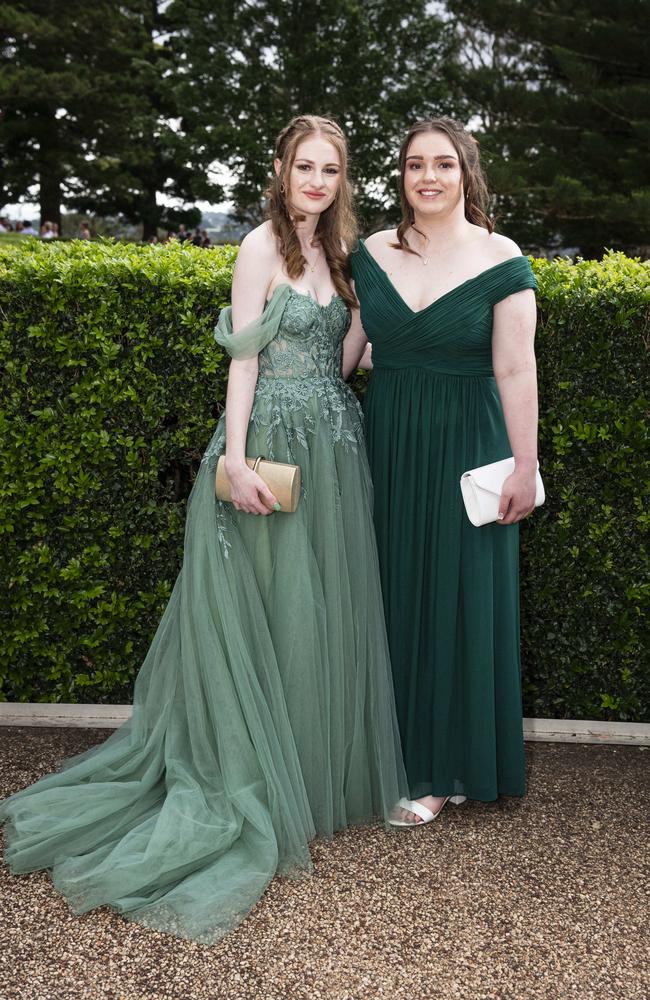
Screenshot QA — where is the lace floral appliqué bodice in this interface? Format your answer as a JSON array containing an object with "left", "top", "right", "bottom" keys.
[
  {"left": 252, "top": 289, "right": 361, "bottom": 458},
  {"left": 257, "top": 289, "right": 349, "bottom": 379},
  {"left": 204, "top": 286, "right": 363, "bottom": 473}
]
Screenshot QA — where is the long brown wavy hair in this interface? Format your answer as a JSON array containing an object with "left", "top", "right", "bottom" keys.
[
  {"left": 267, "top": 115, "right": 357, "bottom": 308},
  {"left": 393, "top": 116, "right": 494, "bottom": 254}
]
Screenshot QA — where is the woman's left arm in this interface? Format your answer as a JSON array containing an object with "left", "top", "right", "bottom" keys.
[{"left": 492, "top": 287, "right": 539, "bottom": 525}]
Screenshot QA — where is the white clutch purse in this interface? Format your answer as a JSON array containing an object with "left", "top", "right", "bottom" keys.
[{"left": 460, "top": 457, "right": 545, "bottom": 527}]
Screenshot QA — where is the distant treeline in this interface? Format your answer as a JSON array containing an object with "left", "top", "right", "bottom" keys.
[{"left": 2, "top": 1, "right": 648, "bottom": 256}]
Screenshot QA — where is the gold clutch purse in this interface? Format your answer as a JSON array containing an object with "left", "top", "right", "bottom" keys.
[{"left": 215, "top": 455, "right": 301, "bottom": 513}]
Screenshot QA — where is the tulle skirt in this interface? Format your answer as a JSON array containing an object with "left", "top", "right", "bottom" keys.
[{"left": 0, "top": 377, "right": 407, "bottom": 943}]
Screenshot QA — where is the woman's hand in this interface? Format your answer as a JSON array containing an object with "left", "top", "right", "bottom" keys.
[
  {"left": 497, "top": 469, "right": 537, "bottom": 525},
  {"left": 225, "top": 460, "right": 279, "bottom": 515}
]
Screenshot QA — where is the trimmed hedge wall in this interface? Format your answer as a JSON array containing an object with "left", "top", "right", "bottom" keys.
[
  {"left": 519, "top": 253, "right": 649, "bottom": 721},
  {"left": 0, "top": 239, "right": 235, "bottom": 704},
  {"left": 0, "top": 240, "right": 648, "bottom": 720}
]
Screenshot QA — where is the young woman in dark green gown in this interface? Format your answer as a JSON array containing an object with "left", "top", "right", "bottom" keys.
[
  {"left": 0, "top": 116, "right": 408, "bottom": 941},
  {"left": 347, "top": 117, "right": 539, "bottom": 824}
]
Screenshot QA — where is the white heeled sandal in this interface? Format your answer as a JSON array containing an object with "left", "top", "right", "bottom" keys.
[{"left": 389, "top": 794, "right": 467, "bottom": 828}]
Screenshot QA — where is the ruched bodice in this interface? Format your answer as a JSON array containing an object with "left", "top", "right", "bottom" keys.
[
  {"left": 353, "top": 240, "right": 536, "bottom": 376},
  {"left": 352, "top": 239, "right": 537, "bottom": 803}
]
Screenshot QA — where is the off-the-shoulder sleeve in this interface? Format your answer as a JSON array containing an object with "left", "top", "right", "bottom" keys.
[
  {"left": 214, "top": 284, "right": 291, "bottom": 360},
  {"left": 350, "top": 241, "right": 374, "bottom": 294},
  {"left": 487, "top": 256, "right": 537, "bottom": 307},
  {"left": 350, "top": 244, "right": 364, "bottom": 282}
]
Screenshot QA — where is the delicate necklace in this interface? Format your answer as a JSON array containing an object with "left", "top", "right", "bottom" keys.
[
  {"left": 411, "top": 229, "right": 431, "bottom": 266},
  {"left": 303, "top": 243, "right": 322, "bottom": 273}
]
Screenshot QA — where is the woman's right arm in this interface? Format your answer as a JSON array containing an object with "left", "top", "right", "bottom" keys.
[
  {"left": 223, "top": 228, "right": 280, "bottom": 515},
  {"left": 341, "top": 306, "right": 369, "bottom": 379}
]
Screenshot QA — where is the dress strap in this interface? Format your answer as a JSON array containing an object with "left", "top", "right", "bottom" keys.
[
  {"left": 214, "top": 284, "right": 291, "bottom": 360},
  {"left": 485, "top": 256, "right": 537, "bottom": 307}
]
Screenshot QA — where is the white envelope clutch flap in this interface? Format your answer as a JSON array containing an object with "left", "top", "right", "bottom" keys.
[{"left": 460, "top": 457, "right": 545, "bottom": 527}]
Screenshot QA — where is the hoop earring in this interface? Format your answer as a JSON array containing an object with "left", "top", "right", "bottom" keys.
[{"left": 280, "top": 181, "right": 286, "bottom": 194}]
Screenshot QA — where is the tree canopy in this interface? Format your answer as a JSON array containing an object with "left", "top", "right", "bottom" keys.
[
  {"left": 1, "top": 0, "right": 648, "bottom": 255},
  {"left": 166, "top": 0, "right": 458, "bottom": 230},
  {"left": 1, "top": 1, "right": 223, "bottom": 237},
  {"left": 448, "top": 0, "right": 650, "bottom": 255}
]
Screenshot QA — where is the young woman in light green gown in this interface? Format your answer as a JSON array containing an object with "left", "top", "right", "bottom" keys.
[
  {"left": 348, "top": 117, "right": 539, "bottom": 824},
  {"left": 0, "top": 115, "right": 408, "bottom": 943}
]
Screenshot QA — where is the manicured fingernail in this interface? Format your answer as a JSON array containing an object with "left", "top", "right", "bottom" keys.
[
  {"left": 272, "top": 502, "right": 282, "bottom": 511},
  {"left": 497, "top": 512, "right": 504, "bottom": 520}
]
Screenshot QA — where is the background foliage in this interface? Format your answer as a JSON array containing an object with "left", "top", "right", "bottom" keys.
[
  {"left": 3, "top": 1, "right": 648, "bottom": 255},
  {"left": 0, "top": 1, "right": 224, "bottom": 238},
  {"left": 448, "top": 0, "right": 650, "bottom": 257},
  {"left": 0, "top": 239, "right": 234, "bottom": 702},
  {"left": 518, "top": 253, "right": 649, "bottom": 720},
  {"left": 0, "top": 242, "right": 647, "bottom": 719}
]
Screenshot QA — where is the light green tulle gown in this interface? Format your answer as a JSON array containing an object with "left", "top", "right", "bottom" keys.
[{"left": 0, "top": 284, "right": 407, "bottom": 943}]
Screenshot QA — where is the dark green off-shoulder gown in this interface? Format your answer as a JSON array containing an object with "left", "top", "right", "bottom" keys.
[{"left": 352, "top": 241, "right": 537, "bottom": 801}]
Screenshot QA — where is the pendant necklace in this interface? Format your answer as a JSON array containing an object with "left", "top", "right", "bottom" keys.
[
  {"left": 304, "top": 246, "right": 321, "bottom": 273},
  {"left": 412, "top": 227, "right": 430, "bottom": 265}
]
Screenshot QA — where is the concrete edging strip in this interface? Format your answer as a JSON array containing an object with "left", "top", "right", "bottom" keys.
[
  {"left": 0, "top": 703, "right": 648, "bottom": 745},
  {"left": 522, "top": 717, "right": 649, "bottom": 746},
  {"left": 0, "top": 703, "right": 132, "bottom": 729}
]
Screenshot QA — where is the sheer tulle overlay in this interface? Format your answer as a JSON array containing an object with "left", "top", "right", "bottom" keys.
[{"left": 0, "top": 284, "right": 407, "bottom": 943}]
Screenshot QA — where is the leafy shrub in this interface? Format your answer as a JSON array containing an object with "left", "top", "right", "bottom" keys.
[
  {"left": 0, "top": 242, "right": 647, "bottom": 719},
  {"left": 0, "top": 239, "right": 235, "bottom": 703},
  {"left": 520, "top": 252, "right": 649, "bottom": 721}
]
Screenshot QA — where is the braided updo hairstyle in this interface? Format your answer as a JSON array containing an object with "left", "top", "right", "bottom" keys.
[{"left": 267, "top": 114, "right": 357, "bottom": 307}]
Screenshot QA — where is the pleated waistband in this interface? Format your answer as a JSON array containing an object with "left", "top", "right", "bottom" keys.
[{"left": 372, "top": 364, "right": 494, "bottom": 378}]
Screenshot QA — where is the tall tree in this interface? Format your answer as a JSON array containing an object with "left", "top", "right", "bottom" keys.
[
  {"left": 0, "top": 2, "right": 223, "bottom": 236},
  {"left": 168, "top": 0, "right": 461, "bottom": 231},
  {"left": 0, "top": 2, "right": 133, "bottom": 229},
  {"left": 71, "top": 1, "right": 226, "bottom": 238},
  {"left": 448, "top": 0, "right": 650, "bottom": 256}
]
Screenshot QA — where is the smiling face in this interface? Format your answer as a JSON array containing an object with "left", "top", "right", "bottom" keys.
[
  {"left": 403, "top": 130, "right": 464, "bottom": 220},
  {"left": 275, "top": 134, "right": 342, "bottom": 220}
]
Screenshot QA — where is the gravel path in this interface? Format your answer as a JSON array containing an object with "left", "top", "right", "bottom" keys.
[{"left": 1, "top": 727, "right": 647, "bottom": 1000}]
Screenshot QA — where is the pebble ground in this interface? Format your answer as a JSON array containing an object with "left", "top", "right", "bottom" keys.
[{"left": 0, "top": 727, "right": 647, "bottom": 1000}]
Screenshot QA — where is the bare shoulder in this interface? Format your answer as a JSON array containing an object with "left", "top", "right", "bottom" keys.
[
  {"left": 233, "top": 221, "right": 280, "bottom": 291},
  {"left": 365, "top": 229, "right": 397, "bottom": 251},
  {"left": 231, "top": 221, "right": 281, "bottom": 317},
  {"left": 481, "top": 231, "right": 523, "bottom": 264},
  {"left": 237, "top": 220, "right": 278, "bottom": 263},
  {"left": 364, "top": 229, "right": 398, "bottom": 264}
]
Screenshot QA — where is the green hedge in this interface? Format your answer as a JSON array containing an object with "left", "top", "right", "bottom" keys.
[
  {"left": 0, "top": 239, "right": 235, "bottom": 703},
  {"left": 518, "top": 253, "right": 649, "bottom": 721},
  {"left": 0, "top": 240, "right": 648, "bottom": 720}
]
